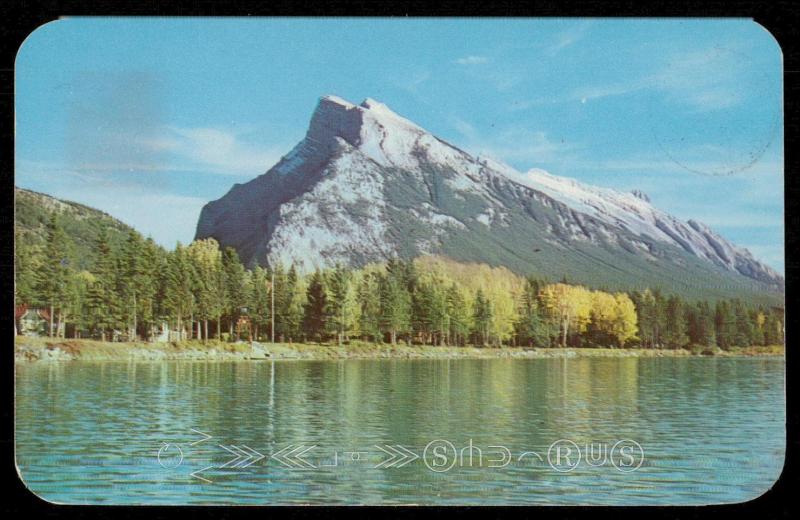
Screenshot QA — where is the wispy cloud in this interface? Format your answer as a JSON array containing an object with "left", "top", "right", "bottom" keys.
[
  {"left": 392, "top": 69, "right": 431, "bottom": 96},
  {"left": 514, "top": 46, "right": 762, "bottom": 113},
  {"left": 15, "top": 160, "right": 209, "bottom": 247},
  {"left": 450, "top": 118, "right": 579, "bottom": 165},
  {"left": 454, "top": 55, "right": 489, "bottom": 65},
  {"left": 61, "top": 124, "right": 287, "bottom": 178},
  {"left": 545, "top": 22, "right": 592, "bottom": 55},
  {"left": 154, "top": 126, "right": 285, "bottom": 176}
]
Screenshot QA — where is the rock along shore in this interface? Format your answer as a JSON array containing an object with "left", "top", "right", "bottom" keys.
[{"left": 14, "top": 337, "right": 784, "bottom": 363}]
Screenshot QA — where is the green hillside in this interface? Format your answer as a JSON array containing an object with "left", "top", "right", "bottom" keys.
[{"left": 14, "top": 187, "right": 134, "bottom": 270}]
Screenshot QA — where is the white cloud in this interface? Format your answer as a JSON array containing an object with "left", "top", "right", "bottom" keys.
[
  {"left": 451, "top": 120, "right": 578, "bottom": 166},
  {"left": 545, "top": 22, "right": 592, "bottom": 55},
  {"left": 394, "top": 69, "right": 431, "bottom": 95},
  {"left": 454, "top": 55, "right": 489, "bottom": 65},
  {"left": 52, "top": 124, "right": 287, "bottom": 179},
  {"left": 149, "top": 126, "right": 285, "bottom": 177},
  {"left": 516, "top": 46, "right": 768, "bottom": 113},
  {"left": 15, "top": 160, "right": 208, "bottom": 247}
]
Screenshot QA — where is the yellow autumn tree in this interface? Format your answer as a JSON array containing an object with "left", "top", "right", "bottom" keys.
[
  {"left": 540, "top": 283, "right": 593, "bottom": 347},
  {"left": 414, "top": 256, "right": 523, "bottom": 344},
  {"left": 611, "top": 292, "right": 638, "bottom": 346},
  {"left": 587, "top": 290, "right": 638, "bottom": 347}
]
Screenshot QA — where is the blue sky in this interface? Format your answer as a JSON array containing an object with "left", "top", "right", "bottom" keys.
[{"left": 15, "top": 18, "right": 784, "bottom": 272}]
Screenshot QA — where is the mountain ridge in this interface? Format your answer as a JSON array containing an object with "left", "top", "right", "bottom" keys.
[{"left": 195, "top": 95, "right": 783, "bottom": 301}]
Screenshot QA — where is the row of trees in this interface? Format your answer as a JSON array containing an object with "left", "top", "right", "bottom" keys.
[{"left": 15, "top": 215, "right": 785, "bottom": 349}]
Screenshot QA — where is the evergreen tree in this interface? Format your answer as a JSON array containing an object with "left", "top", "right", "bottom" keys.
[
  {"left": 358, "top": 270, "right": 382, "bottom": 342},
  {"left": 379, "top": 269, "right": 411, "bottom": 345},
  {"left": 446, "top": 283, "right": 471, "bottom": 346},
  {"left": 86, "top": 229, "right": 122, "bottom": 340},
  {"left": 412, "top": 275, "right": 449, "bottom": 345},
  {"left": 14, "top": 229, "right": 40, "bottom": 309},
  {"left": 732, "top": 299, "right": 754, "bottom": 347},
  {"left": 687, "top": 301, "right": 716, "bottom": 347},
  {"left": 303, "top": 270, "right": 329, "bottom": 342},
  {"left": 162, "top": 244, "right": 195, "bottom": 341},
  {"left": 249, "top": 266, "right": 271, "bottom": 341},
  {"left": 35, "top": 214, "right": 72, "bottom": 336},
  {"left": 632, "top": 288, "right": 667, "bottom": 348},
  {"left": 662, "top": 295, "right": 688, "bottom": 348},
  {"left": 327, "top": 263, "right": 355, "bottom": 345},
  {"left": 221, "top": 247, "right": 248, "bottom": 339},
  {"left": 187, "top": 239, "right": 224, "bottom": 341},
  {"left": 472, "top": 288, "right": 493, "bottom": 346},
  {"left": 119, "top": 230, "right": 160, "bottom": 340},
  {"left": 515, "top": 277, "right": 548, "bottom": 347},
  {"left": 284, "top": 264, "right": 304, "bottom": 342},
  {"left": 714, "top": 300, "right": 736, "bottom": 350},
  {"left": 138, "top": 237, "right": 164, "bottom": 340}
]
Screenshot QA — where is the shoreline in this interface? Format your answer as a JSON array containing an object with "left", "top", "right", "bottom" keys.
[{"left": 14, "top": 337, "right": 785, "bottom": 363}]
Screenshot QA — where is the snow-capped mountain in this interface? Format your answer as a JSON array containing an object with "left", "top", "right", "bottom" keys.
[{"left": 196, "top": 95, "right": 783, "bottom": 297}]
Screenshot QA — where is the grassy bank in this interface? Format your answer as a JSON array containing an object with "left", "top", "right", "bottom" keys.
[{"left": 14, "top": 336, "right": 784, "bottom": 363}]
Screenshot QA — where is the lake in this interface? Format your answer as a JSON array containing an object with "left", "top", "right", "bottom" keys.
[{"left": 15, "top": 357, "right": 785, "bottom": 505}]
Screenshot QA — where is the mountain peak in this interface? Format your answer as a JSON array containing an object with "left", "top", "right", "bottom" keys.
[
  {"left": 302, "top": 95, "right": 428, "bottom": 168},
  {"left": 196, "top": 95, "right": 783, "bottom": 293},
  {"left": 320, "top": 94, "right": 356, "bottom": 108}
]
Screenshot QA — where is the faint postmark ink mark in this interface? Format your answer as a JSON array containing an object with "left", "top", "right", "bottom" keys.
[{"left": 647, "top": 45, "right": 781, "bottom": 177}]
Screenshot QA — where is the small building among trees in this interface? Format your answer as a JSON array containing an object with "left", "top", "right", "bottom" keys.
[{"left": 15, "top": 305, "right": 51, "bottom": 336}]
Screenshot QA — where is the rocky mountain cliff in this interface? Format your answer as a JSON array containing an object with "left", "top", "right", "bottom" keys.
[{"left": 195, "top": 95, "right": 783, "bottom": 300}]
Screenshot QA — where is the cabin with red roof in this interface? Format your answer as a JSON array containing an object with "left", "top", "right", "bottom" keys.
[{"left": 15, "top": 305, "right": 51, "bottom": 336}]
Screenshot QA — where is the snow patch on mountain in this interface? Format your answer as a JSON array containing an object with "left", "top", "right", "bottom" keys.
[
  {"left": 265, "top": 143, "right": 391, "bottom": 271},
  {"left": 196, "top": 94, "right": 782, "bottom": 289}
]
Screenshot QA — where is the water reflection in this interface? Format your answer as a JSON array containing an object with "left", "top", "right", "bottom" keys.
[{"left": 15, "top": 358, "right": 784, "bottom": 505}]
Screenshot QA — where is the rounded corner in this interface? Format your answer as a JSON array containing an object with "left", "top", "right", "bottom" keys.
[
  {"left": 14, "top": 17, "right": 68, "bottom": 71},
  {"left": 749, "top": 19, "right": 785, "bottom": 62},
  {"left": 14, "top": 452, "right": 68, "bottom": 506},
  {"left": 719, "top": 444, "right": 787, "bottom": 506}
]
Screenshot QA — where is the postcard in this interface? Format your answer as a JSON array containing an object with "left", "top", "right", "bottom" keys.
[{"left": 14, "top": 17, "right": 785, "bottom": 506}]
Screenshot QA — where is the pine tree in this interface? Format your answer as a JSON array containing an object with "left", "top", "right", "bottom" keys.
[
  {"left": 35, "top": 214, "right": 72, "bottom": 336},
  {"left": 249, "top": 266, "right": 271, "bottom": 341},
  {"left": 14, "top": 229, "right": 40, "bottom": 309},
  {"left": 303, "top": 270, "right": 329, "bottom": 342},
  {"left": 327, "top": 263, "right": 354, "bottom": 346},
  {"left": 472, "top": 288, "right": 493, "bottom": 346},
  {"left": 732, "top": 299, "right": 754, "bottom": 347},
  {"left": 163, "top": 244, "right": 196, "bottom": 341},
  {"left": 284, "top": 264, "right": 304, "bottom": 342},
  {"left": 86, "top": 228, "right": 121, "bottom": 341},
  {"left": 714, "top": 300, "right": 736, "bottom": 350},
  {"left": 221, "top": 247, "right": 247, "bottom": 340},
  {"left": 358, "top": 270, "right": 382, "bottom": 343},
  {"left": 119, "top": 231, "right": 149, "bottom": 340},
  {"left": 379, "top": 269, "right": 411, "bottom": 345},
  {"left": 662, "top": 295, "right": 688, "bottom": 349},
  {"left": 187, "top": 239, "right": 224, "bottom": 341},
  {"left": 411, "top": 281, "right": 433, "bottom": 344},
  {"left": 515, "top": 277, "right": 548, "bottom": 347},
  {"left": 446, "top": 283, "right": 471, "bottom": 346},
  {"left": 139, "top": 237, "right": 165, "bottom": 340},
  {"left": 688, "top": 301, "right": 716, "bottom": 347}
]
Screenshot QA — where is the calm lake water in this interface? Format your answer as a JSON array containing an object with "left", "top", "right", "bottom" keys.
[{"left": 15, "top": 357, "right": 784, "bottom": 505}]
